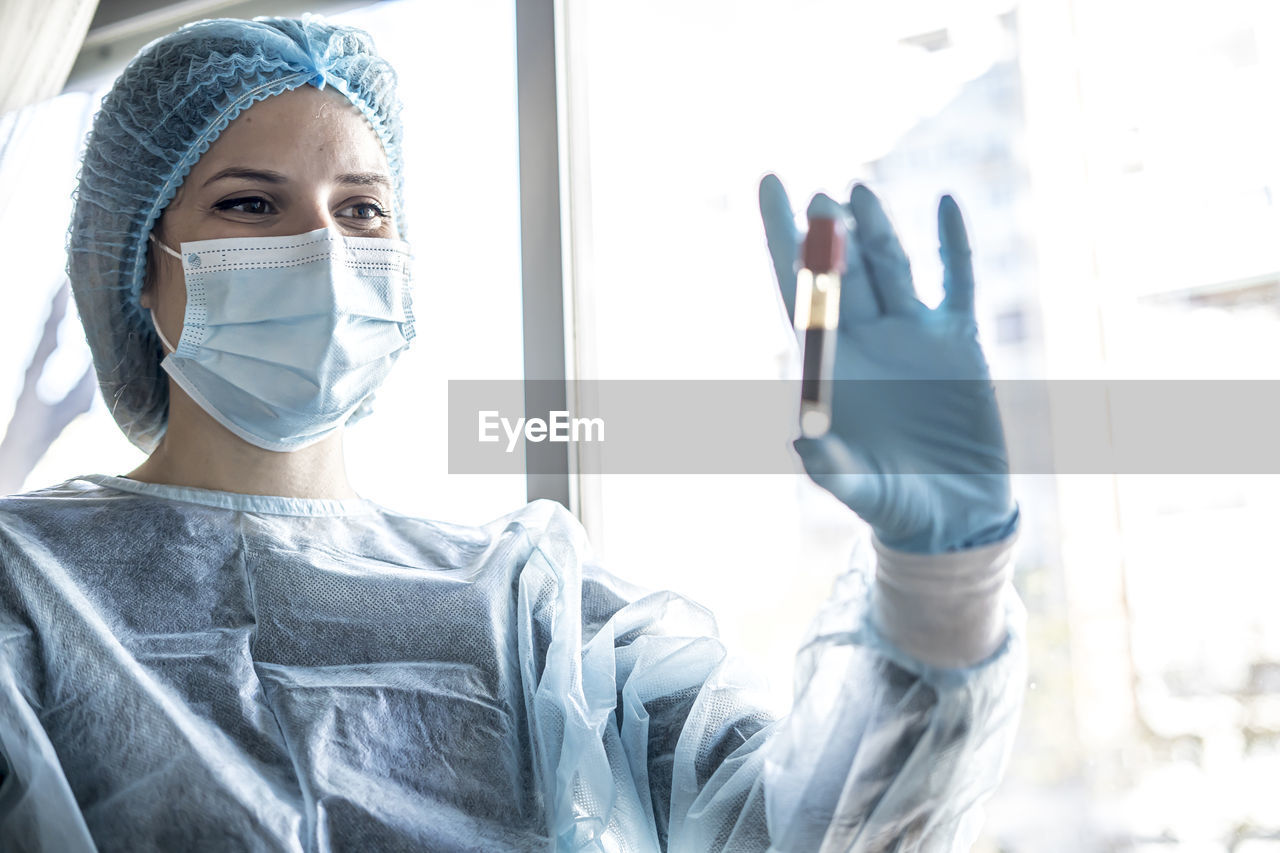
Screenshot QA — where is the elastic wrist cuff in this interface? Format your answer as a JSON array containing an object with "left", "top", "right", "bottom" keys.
[{"left": 869, "top": 529, "right": 1017, "bottom": 669}]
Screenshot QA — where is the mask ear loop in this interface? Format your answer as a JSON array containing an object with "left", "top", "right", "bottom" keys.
[{"left": 148, "top": 233, "right": 183, "bottom": 355}]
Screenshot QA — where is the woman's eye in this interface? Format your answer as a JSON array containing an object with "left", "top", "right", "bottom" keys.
[
  {"left": 339, "top": 202, "right": 390, "bottom": 221},
  {"left": 213, "top": 196, "right": 276, "bottom": 216}
]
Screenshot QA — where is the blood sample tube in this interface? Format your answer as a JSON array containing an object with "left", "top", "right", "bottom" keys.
[{"left": 793, "top": 215, "right": 845, "bottom": 437}]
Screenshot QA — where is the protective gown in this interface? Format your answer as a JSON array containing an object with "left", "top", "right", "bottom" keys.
[{"left": 0, "top": 475, "right": 1024, "bottom": 852}]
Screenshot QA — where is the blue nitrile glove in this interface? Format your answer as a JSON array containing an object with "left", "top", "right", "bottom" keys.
[{"left": 759, "top": 175, "right": 1019, "bottom": 554}]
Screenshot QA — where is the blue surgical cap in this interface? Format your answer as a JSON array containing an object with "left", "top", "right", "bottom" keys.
[{"left": 67, "top": 16, "right": 405, "bottom": 452}]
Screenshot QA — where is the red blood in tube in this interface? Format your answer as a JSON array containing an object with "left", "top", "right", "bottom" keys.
[{"left": 802, "top": 217, "right": 846, "bottom": 274}]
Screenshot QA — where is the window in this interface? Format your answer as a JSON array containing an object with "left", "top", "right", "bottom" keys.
[{"left": 560, "top": 1, "right": 1280, "bottom": 849}]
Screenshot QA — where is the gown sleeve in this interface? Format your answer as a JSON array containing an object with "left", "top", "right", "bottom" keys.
[
  {"left": 515, "top": 501, "right": 1026, "bottom": 853},
  {"left": 0, "top": 570, "right": 98, "bottom": 852}
]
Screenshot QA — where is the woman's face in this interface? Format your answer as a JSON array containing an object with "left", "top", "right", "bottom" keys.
[{"left": 140, "top": 84, "right": 396, "bottom": 344}]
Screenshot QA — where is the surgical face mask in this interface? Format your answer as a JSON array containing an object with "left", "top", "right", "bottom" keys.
[{"left": 148, "top": 226, "right": 414, "bottom": 452}]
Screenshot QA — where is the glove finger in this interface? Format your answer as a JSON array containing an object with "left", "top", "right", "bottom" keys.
[
  {"left": 849, "top": 184, "right": 926, "bottom": 317},
  {"left": 793, "top": 433, "right": 882, "bottom": 519},
  {"left": 805, "top": 191, "right": 844, "bottom": 221},
  {"left": 759, "top": 173, "right": 801, "bottom": 320},
  {"left": 841, "top": 222, "right": 879, "bottom": 322},
  {"left": 938, "top": 194, "right": 975, "bottom": 319}
]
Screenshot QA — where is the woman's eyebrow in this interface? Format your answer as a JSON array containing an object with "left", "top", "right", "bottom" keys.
[
  {"left": 336, "top": 172, "right": 391, "bottom": 188},
  {"left": 202, "top": 167, "right": 289, "bottom": 187},
  {"left": 199, "top": 168, "right": 390, "bottom": 189}
]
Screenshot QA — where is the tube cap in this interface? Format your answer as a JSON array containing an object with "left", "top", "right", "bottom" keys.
[{"left": 802, "top": 216, "right": 846, "bottom": 275}]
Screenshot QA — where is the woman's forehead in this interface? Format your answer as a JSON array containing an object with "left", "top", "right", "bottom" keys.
[{"left": 192, "top": 86, "right": 390, "bottom": 180}]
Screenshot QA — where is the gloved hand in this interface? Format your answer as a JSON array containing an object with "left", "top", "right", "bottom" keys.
[{"left": 759, "top": 175, "right": 1018, "bottom": 554}]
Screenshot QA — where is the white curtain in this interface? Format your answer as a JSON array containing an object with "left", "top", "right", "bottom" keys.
[
  {"left": 0, "top": 93, "right": 106, "bottom": 492},
  {"left": 0, "top": 0, "right": 98, "bottom": 116}
]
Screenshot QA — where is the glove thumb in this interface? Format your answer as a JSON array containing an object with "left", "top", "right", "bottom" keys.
[{"left": 793, "top": 433, "right": 882, "bottom": 519}]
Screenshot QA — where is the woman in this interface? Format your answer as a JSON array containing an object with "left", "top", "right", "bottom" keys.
[{"left": 0, "top": 15, "right": 1024, "bottom": 852}]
